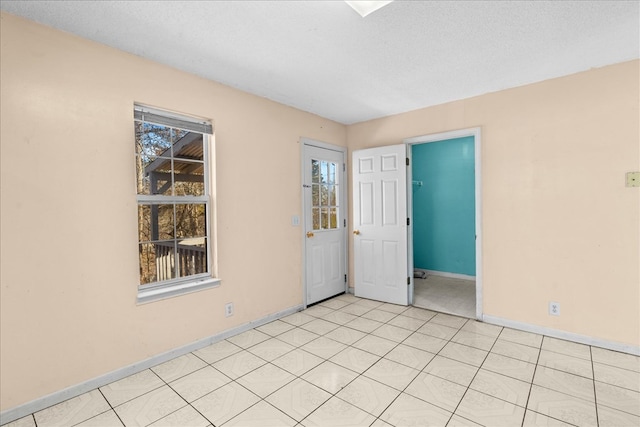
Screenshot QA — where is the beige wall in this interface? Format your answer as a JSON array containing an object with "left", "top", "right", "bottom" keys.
[
  {"left": 0, "top": 12, "right": 346, "bottom": 411},
  {"left": 348, "top": 60, "right": 640, "bottom": 348},
  {"left": 2, "top": 11, "right": 639, "bottom": 415}
]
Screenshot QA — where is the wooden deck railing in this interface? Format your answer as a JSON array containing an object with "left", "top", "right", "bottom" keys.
[{"left": 154, "top": 240, "right": 206, "bottom": 281}]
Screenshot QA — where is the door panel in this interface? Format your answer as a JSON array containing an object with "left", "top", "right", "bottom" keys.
[
  {"left": 352, "top": 144, "right": 408, "bottom": 305},
  {"left": 383, "top": 240, "right": 399, "bottom": 285},
  {"left": 359, "top": 182, "right": 375, "bottom": 225},
  {"left": 382, "top": 180, "right": 398, "bottom": 225},
  {"left": 304, "top": 144, "right": 346, "bottom": 305},
  {"left": 310, "top": 245, "right": 324, "bottom": 287}
]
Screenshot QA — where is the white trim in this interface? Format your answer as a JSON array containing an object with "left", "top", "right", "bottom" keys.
[
  {"left": 300, "top": 140, "right": 306, "bottom": 308},
  {"left": 0, "top": 304, "right": 303, "bottom": 425},
  {"left": 403, "top": 128, "right": 482, "bottom": 145},
  {"left": 483, "top": 314, "right": 640, "bottom": 356},
  {"left": 420, "top": 269, "right": 476, "bottom": 281},
  {"left": 136, "top": 277, "right": 221, "bottom": 304},
  {"left": 404, "top": 127, "right": 483, "bottom": 320},
  {"left": 135, "top": 111, "right": 214, "bottom": 296},
  {"left": 300, "top": 137, "right": 346, "bottom": 153},
  {"left": 406, "top": 145, "right": 414, "bottom": 305},
  {"left": 299, "top": 138, "right": 348, "bottom": 308},
  {"left": 208, "top": 134, "right": 219, "bottom": 279},
  {"left": 475, "top": 129, "right": 483, "bottom": 320},
  {"left": 134, "top": 103, "right": 213, "bottom": 133}
]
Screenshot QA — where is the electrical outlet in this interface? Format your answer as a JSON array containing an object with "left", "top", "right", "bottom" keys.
[
  {"left": 549, "top": 302, "right": 560, "bottom": 316},
  {"left": 225, "top": 302, "right": 234, "bottom": 317}
]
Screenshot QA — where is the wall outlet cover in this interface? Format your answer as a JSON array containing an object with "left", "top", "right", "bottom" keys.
[
  {"left": 225, "top": 303, "right": 234, "bottom": 317},
  {"left": 626, "top": 171, "right": 640, "bottom": 187},
  {"left": 549, "top": 302, "right": 561, "bottom": 316}
]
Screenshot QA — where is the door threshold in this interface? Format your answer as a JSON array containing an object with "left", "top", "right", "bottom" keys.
[
  {"left": 411, "top": 303, "right": 475, "bottom": 319},
  {"left": 306, "top": 292, "right": 346, "bottom": 308}
]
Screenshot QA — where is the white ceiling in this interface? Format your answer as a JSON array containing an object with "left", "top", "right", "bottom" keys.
[{"left": 1, "top": 1, "right": 638, "bottom": 124}]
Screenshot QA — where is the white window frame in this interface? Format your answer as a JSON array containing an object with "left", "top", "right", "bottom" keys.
[{"left": 134, "top": 104, "right": 219, "bottom": 304}]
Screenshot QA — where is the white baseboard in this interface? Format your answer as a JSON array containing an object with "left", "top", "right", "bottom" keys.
[
  {"left": 483, "top": 314, "right": 640, "bottom": 356},
  {"left": 350, "top": 283, "right": 636, "bottom": 356},
  {"left": 421, "top": 269, "right": 476, "bottom": 281},
  {"left": 0, "top": 304, "right": 304, "bottom": 425}
]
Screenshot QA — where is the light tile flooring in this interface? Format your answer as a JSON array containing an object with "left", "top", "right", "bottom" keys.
[
  {"left": 413, "top": 275, "right": 476, "bottom": 319},
  {"left": 4, "top": 294, "right": 640, "bottom": 427}
]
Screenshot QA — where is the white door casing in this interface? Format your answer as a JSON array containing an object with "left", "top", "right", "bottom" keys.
[
  {"left": 303, "top": 142, "right": 347, "bottom": 305},
  {"left": 352, "top": 144, "right": 409, "bottom": 305},
  {"left": 405, "top": 127, "right": 483, "bottom": 319}
]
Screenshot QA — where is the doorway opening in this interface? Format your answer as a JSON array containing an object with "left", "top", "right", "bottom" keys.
[{"left": 405, "top": 128, "right": 482, "bottom": 319}]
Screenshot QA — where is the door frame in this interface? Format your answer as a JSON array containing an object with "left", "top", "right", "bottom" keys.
[
  {"left": 404, "top": 127, "right": 483, "bottom": 320},
  {"left": 300, "top": 138, "right": 348, "bottom": 308}
]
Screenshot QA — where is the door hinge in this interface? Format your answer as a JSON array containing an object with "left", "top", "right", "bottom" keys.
[
  {"left": 344, "top": 219, "right": 347, "bottom": 227},
  {"left": 407, "top": 277, "right": 411, "bottom": 285},
  {"left": 406, "top": 157, "right": 410, "bottom": 166},
  {"left": 345, "top": 274, "right": 347, "bottom": 283},
  {"left": 343, "top": 163, "right": 346, "bottom": 172},
  {"left": 407, "top": 218, "right": 410, "bottom": 226}
]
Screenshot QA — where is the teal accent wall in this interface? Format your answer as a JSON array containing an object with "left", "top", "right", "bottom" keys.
[{"left": 412, "top": 136, "right": 475, "bottom": 276}]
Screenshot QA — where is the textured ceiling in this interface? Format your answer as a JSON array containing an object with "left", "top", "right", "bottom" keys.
[{"left": 1, "top": 1, "right": 638, "bottom": 124}]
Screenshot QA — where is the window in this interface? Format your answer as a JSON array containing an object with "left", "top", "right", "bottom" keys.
[
  {"left": 134, "top": 105, "right": 217, "bottom": 303},
  {"left": 311, "top": 159, "right": 339, "bottom": 230}
]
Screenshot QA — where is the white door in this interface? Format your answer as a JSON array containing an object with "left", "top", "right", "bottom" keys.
[
  {"left": 352, "top": 144, "right": 409, "bottom": 305},
  {"left": 304, "top": 144, "right": 347, "bottom": 305}
]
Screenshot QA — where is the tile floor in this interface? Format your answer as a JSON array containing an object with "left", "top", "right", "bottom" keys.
[
  {"left": 4, "top": 294, "right": 639, "bottom": 427},
  {"left": 413, "top": 275, "right": 476, "bottom": 319}
]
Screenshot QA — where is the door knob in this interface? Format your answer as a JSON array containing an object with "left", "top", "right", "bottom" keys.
[
  {"left": 353, "top": 230, "right": 360, "bottom": 235},
  {"left": 306, "top": 231, "right": 314, "bottom": 238}
]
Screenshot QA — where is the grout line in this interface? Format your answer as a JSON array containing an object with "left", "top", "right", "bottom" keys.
[
  {"left": 442, "top": 317, "right": 496, "bottom": 426},
  {"left": 276, "top": 299, "right": 412, "bottom": 425},
  {"left": 147, "top": 364, "right": 200, "bottom": 426},
  {"left": 186, "top": 402, "right": 213, "bottom": 427},
  {"left": 344, "top": 314, "right": 471, "bottom": 425},
  {"left": 7, "top": 296, "right": 638, "bottom": 427},
  {"left": 523, "top": 335, "right": 602, "bottom": 426},
  {"left": 95, "top": 388, "right": 126, "bottom": 427},
  {"left": 520, "top": 333, "right": 543, "bottom": 427},
  {"left": 219, "top": 385, "right": 270, "bottom": 426},
  {"left": 590, "top": 346, "right": 600, "bottom": 427}
]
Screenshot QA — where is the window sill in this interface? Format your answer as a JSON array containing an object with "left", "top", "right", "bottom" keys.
[{"left": 137, "top": 277, "right": 221, "bottom": 304}]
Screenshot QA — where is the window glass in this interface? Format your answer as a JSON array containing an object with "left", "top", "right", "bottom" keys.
[
  {"left": 135, "top": 105, "right": 211, "bottom": 288},
  {"left": 309, "top": 159, "right": 340, "bottom": 231},
  {"left": 175, "top": 203, "right": 207, "bottom": 238}
]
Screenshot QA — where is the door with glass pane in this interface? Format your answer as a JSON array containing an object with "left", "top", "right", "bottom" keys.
[{"left": 303, "top": 143, "right": 346, "bottom": 305}]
